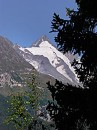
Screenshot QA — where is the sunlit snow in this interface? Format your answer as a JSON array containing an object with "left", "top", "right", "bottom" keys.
[{"left": 22, "top": 41, "right": 79, "bottom": 83}]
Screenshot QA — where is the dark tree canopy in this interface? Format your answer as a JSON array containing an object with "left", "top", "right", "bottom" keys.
[
  {"left": 47, "top": 80, "right": 97, "bottom": 130},
  {"left": 76, "top": 0, "right": 97, "bottom": 18},
  {"left": 51, "top": 0, "right": 97, "bottom": 87},
  {"left": 47, "top": 0, "right": 97, "bottom": 130}
]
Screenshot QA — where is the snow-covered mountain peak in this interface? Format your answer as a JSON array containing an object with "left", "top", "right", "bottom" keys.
[
  {"left": 39, "top": 40, "right": 53, "bottom": 48},
  {"left": 32, "top": 35, "right": 52, "bottom": 47},
  {"left": 40, "top": 35, "right": 49, "bottom": 41},
  {"left": 14, "top": 36, "right": 79, "bottom": 85}
]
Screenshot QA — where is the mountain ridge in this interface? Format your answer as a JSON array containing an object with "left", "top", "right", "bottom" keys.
[
  {"left": 14, "top": 35, "right": 79, "bottom": 85},
  {"left": 0, "top": 35, "right": 80, "bottom": 90},
  {"left": 0, "top": 35, "right": 55, "bottom": 96}
]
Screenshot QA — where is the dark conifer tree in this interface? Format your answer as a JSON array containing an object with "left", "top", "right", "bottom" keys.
[{"left": 47, "top": 0, "right": 97, "bottom": 129}]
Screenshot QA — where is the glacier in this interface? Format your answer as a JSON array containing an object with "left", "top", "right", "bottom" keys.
[{"left": 14, "top": 36, "right": 79, "bottom": 85}]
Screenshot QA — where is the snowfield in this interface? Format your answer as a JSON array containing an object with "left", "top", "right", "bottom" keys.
[{"left": 17, "top": 37, "right": 79, "bottom": 84}]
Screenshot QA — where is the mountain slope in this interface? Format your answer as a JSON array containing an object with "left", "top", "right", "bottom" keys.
[
  {"left": 0, "top": 36, "right": 33, "bottom": 92},
  {"left": 0, "top": 36, "right": 34, "bottom": 73},
  {"left": 14, "top": 35, "right": 79, "bottom": 85},
  {"left": 0, "top": 35, "right": 56, "bottom": 95}
]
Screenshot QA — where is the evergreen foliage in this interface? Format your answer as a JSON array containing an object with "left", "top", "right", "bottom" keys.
[
  {"left": 47, "top": 0, "right": 97, "bottom": 129},
  {"left": 5, "top": 76, "right": 41, "bottom": 130},
  {"left": 5, "top": 76, "right": 56, "bottom": 130},
  {"left": 47, "top": 80, "right": 97, "bottom": 130}
]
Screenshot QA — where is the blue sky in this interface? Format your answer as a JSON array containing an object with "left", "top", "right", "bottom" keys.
[{"left": 0, "top": 0, "right": 77, "bottom": 47}]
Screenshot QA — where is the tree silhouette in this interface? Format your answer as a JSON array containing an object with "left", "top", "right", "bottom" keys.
[
  {"left": 47, "top": 80, "right": 97, "bottom": 130},
  {"left": 47, "top": 0, "right": 97, "bottom": 129}
]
